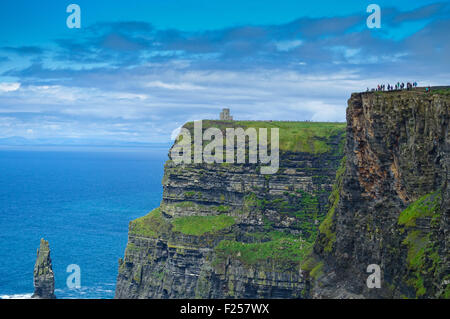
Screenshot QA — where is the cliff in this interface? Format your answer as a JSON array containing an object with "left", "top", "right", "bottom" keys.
[
  {"left": 307, "top": 88, "right": 450, "bottom": 299},
  {"left": 116, "top": 88, "right": 449, "bottom": 299},
  {"left": 115, "top": 121, "right": 346, "bottom": 298},
  {"left": 32, "top": 239, "right": 56, "bottom": 299}
]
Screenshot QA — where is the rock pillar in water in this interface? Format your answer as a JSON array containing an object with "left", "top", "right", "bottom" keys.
[{"left": 32, "top": 238, "right": 56, "bottom": 299}]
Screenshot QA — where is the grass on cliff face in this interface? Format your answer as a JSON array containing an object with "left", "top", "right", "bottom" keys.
[
  {"left": 300, "top": 253, "right": 324, "bottom": 280},
  {"left": 398, "top": 190, "right": 444, "bottom": 298},
  {"left": 444, "top": 277, "right": 450, "bottom": 299},
  {"left": 398, "top": 190, "right": 441, "bottom": 227},
  {"left": 172, "top": 214, "right": 235, "bottom": 236},
  {"left": 401, "top": 230, "right": 437, "bottom": 297},
  {"left": 182, "top": 120, "right": 346, "bottom": 154},
  {"left": 317, "top": 156, "right": 346, "bottom": 253},
  {"left": 129, "top": 208, "right": 170, "bottom": 238},
  {"left": 296, "top": 156, "right": 346, "bottom": 282},
  {"left": 243, "top": 192, "right": 321, "bottom": 242},
  {"left": 214, "top": 236, "right": 313, "bottom": 272},
  {"left": 171, "top": 201, "right": 230, "bottom": 213}
]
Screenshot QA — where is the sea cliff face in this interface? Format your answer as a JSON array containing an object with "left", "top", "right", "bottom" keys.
[
  {"left": 116, "top": 88, "right": 449, "bottom": 299},
  {"left": 115, "top": 121, "right": 346, "bottom": 298},
  {"left": 308, "top": 89, "right": 449, "bottom": 299}
]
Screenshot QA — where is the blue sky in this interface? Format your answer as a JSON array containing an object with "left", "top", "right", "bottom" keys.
[{"left": 0, "top": 1, "right": 449, "bottom": 143}]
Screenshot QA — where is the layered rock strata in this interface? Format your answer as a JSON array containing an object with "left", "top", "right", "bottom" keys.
[
  {"left": 307, "top": 88, "right": 449, "bottom": 299},
  {"left": 116, "top": 121, "right": 346, "bottom": 298}
]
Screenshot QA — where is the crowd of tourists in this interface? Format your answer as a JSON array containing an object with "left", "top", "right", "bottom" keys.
[{"left": 367, "top": 81, "right": 419, "bottom": 92}]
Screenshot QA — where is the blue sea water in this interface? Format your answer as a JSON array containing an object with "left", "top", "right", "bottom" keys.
[{"left": 0, "top": 147, "right": 167, "bottom": 299}]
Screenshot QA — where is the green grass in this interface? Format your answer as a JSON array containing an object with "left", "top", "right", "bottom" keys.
[
  {"left": 444, "top": 280, "right": 450, "bottom": 299},
  {"left": 182, "top": 120, "right": 346, "bottom": 154},
  {"left": 175, "top": 201, "right": 196, "bottom": 208},
  {"left": 310, "top": 261, "right": 324, "bottom": 280},
  {"left": 433, "top": 88, "right": 450, "bottom": 96},
  {"left": 398, "top": 190, "right": 441, "bottom": 227},
  {"left": 403, "top": 231, "right": 428, "bottom": 270},
  {"left": 317, "top": 156, "right": 346, "bottom": 253},
  {"left": 129, "top": 208, "right": 170, "bottom": 238},
  {"left": 243, "top": 190, "right": 322, "bottom": 241},
  {"left": 171, "top": 201, "right": 230, "bottom": 214},
  {"left": 214, "top": 237, "right": 313, "bottom": 272},
  {"left": 172, "top": 214, "right": 235, "bottom": 236},
  {"left": 184, "top": 191, "right": 196, "bottom": 198},
  {"left": 246, "top": 230, "right": 300, "bottom": 241},
  {"left": 398, "top": 190, "right": 444, "bottom": 298},
  {"left": 402, "top": 230, "right": 430, "bottom": 297},
  {"left": 216, "top": 205, "right": 230, "bottom": 212}
]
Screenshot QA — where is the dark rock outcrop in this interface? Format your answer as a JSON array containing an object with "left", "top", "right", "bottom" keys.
[
  {"left": 115, "top": 121, "right": 346, "bottom": 299},
  {"left": 32, "top": 239, "right": 56, "bottom": 299},
  {"left": 308, "top": 88, "right": 449, "bottom": 299}
]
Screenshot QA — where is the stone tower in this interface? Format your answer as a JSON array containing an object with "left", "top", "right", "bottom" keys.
[{"left": 220, "top": 108, "right": 233, "bottom": 121}]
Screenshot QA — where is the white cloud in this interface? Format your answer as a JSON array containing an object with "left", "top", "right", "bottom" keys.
[
  {"left": 4, "top": 66, "right": 439, "bottom": 142},
  {"left": 0, "top": 82, "right": 21, "bottom": 92},
  {"left": 275, "top": 40, "right": 303, "bottom": 52},
  {"left": 111, "top": 92, "right": 148, "bottom": 100},
  {"left": 146, "top": 81, "right": 204, "bottom": 91}
]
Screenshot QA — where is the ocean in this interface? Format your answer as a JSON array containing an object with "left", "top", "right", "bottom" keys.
[{"left": 0, "top": 147, "right": 167, "bottom": 299}]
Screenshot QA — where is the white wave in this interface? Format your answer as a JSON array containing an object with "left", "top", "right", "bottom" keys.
[
  {"left": 0, "top": 293, "right": 33, "bottom": 299},
  {"left": 55, "top": 284, "right": 115, "bottom": 299},
  {"left": 1, "top": 284, "right": 115, "bottom": 299}
]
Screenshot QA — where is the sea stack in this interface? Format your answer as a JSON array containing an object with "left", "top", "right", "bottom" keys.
[{"left": 32, "top": 239, "right": 56, "bottom": 299}]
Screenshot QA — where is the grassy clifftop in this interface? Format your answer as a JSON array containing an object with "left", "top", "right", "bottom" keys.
[{"left": 181, "top": 120, "right": 346, "bottom": 154}]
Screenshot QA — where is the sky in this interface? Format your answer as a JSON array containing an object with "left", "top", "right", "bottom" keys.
[{"left": 0, "top": 0, "right": 449, "bottom": 144}]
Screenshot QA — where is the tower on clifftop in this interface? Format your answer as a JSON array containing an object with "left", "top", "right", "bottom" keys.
[{"left": 220, "top": 108, "right": 233, "bottom": 121}]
